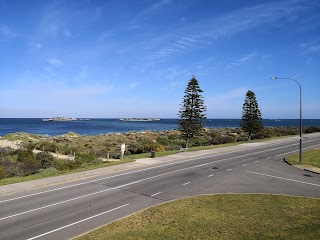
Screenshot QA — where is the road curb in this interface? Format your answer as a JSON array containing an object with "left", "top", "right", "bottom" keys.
[
  {"left": 303, "top": 168, "right": 320, "bottom": 175},
  {"left": 283, "top": 158, "right": 292, "bottom": 165}
]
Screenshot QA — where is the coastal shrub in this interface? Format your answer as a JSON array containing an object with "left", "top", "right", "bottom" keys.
[
  {"left": 77, "top": 152, "right": 97, "bottom": 163},
  {"left": 124, "top": 151, "right": 131, "bottom": 156},
  {"left": 38, "top": 167, "right": 60, "bottom": 176},
  {"left": 109, "top": 151, "right": 120, "bottom": 159},
  {"left": 89, "top": 159, "right": 104, "bottom": 165},
  {"left": 53, "top": 159, "right": 72, "bottom": 171},
  {"left": 190, "top": 137, "right": 209, "bottom": 147},
  {"left": 0, "top": 167, "right": 7, "bottom": 179},
  {"left": 251, "top": 132, "right": 265, "bottom": 140},
  {"left": 304, "top": 126, "right": 320, "bottom": 133},
  {"left": 215, "top": 135, "right": 236, "bottom": 144},
  {"left": 156, "top": 137, "right": 171, "bottom": 146},
  {"left": 17, "top": 150, "right": 40, "bottom": 175},
  {"left": 127, "top": 143, "right": 145, "bottom": 154},
  {"left": 36, "top": 152, "right": 54, "bottom": 169},
  {"left": 155, "top": 144, "right": 166, "bottom": 152}
]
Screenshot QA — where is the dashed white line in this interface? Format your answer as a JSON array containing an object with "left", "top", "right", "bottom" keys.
[
  {"left": 255, "top": 161, "right": 260, "bottom": 163},
  {"left": 26, "top": 204, "right": 129, "bottom": 240},
  {"left": 242, "top": 164, "right": 247, "bottom": 167},
  {"left": 208, "top": 174, "right": 214, "bottom": 177},
  {"left": 227, "top": 169, "right": 232, "bottom": 172},
  {"left": 151, "top": 192, "right": 161, "bottom": 197},
  {"left": 276, "top": 144, "right": 320, "bottom": 157},
  {"left": 183, "top": 182, "right": 191, "bottom": 186},
  {"left": 246, "top": 171, "right": 320, "bottom": 187},
  {"left": 2, "top": 139, "right": 318, "bottom": 204}
]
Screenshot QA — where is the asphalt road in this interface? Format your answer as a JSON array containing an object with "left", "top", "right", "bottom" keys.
[{"left": 0, "top": 134, "right": 320, "bottom": 240}]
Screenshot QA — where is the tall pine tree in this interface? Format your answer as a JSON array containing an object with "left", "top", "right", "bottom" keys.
[
  {"left": 241, "top": 90, "right": 263, "bottom": 140},
  {"left": 178, "top": 76, "right": 206, "bottom": 148}
]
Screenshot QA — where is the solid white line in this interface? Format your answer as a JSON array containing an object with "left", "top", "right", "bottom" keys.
[
  {"left": 4, "top": 139, "right": 318, "bottom": 221},
  {"left": 0, "top": 159, "right": 225, "bottom": 221},
  {"left": 2, "top": 138, "right": 318, "bottom": 204},
  {"left": 227, "top": 169, "right": 232, "bottom": 171},
  {"left": 151, "top": 192, "right": 161, "bottom": 197},
  {"left": 26, "top": 204, "right": 129, "bottom": 240},
  {"left": 246, "top": 171, "right": 320, "bottom": 187},
  {"left": 208, "top": 174, "right": 214, "bottom": 177},
  {"left": 183, "top": 182, "right": 190, "bottom": 186}
]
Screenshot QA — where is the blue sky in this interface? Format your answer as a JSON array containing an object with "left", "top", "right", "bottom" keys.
[{"left": 1, "top": 0, "right": 319, "bottom": 119}]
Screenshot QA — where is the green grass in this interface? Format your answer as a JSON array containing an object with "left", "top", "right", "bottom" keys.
[
  {"left": 287, "top": 149, "right": 320, "bottom": 168},
  {"left": 0, "top": 159, "right": 134, "bottom": 186},
  {"left": 0, "top": 135, "right": 292, "bottom": 186},
  {"left": 124, "top": 136, "right": 288, "bottom": 160},
  {"left": 76, "top": 194, "right": 320, "bottom": 240}
]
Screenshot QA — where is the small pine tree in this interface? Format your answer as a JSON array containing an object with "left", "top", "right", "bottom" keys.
[
  {"left": 178, "top": 76, "right": 207, "bottom": 148},
  {"left": 241, "top": 90, "right": 264, "bottom": 140}
]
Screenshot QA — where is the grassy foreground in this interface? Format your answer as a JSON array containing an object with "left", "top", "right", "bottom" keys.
[
  {"left": 287, "top": 149, "right": 320, "bottom": 168},
  {"left": 76, "top": 194, "right": 320, "bottom": 240}
]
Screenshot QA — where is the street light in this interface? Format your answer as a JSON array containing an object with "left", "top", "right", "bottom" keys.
[{"left": 271, "top": 76, "right": 302, "bottom": 163}]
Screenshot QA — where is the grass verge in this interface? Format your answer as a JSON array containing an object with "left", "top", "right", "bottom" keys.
[
  {"left": 287, "top": 149, "right": 320, "bottom": 168},
  {"left": 76, "top": 194, "right": 320, "bottom": 240},
  {"left": 0, "top": 159, "right": 134, "bottom": 186},
  {"left": 0, "top": 135, "right": 296, "bottom": 186}
]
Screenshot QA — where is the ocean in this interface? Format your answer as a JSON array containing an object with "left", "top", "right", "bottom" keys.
[{"left": 0, "top": 118, "right": 320, "bottom": 136}]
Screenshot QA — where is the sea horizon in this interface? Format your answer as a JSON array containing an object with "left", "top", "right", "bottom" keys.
[{"left": 0, "top": 118, "right": 320, "bottom": 137}]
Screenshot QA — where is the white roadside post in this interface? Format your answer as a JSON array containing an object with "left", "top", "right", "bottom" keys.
[{"left": 120, "top": 143, "right": 125, "bottom": 160}]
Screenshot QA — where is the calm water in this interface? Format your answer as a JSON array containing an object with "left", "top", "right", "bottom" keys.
[{"left": 0, "top": 118, "right": 319, "bottom": 136}]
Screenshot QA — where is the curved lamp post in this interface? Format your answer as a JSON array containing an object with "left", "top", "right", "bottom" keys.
[{"left": 271, "top": 76, "right": 302, "bottom": 163}]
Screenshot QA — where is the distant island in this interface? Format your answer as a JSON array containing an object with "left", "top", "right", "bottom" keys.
[
  {"left": 119, "top": 118, "right": 160, "bottom": 122},
  {"left": 42, "top": 117, "right": 90, "bottom": 122}
]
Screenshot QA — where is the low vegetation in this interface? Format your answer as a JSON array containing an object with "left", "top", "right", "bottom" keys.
[
  {"left": 288, "top": 149, "right": 320, "bottom": 168},
  {"left": 0, "top": 126, "right": 319, "bottom": 183},
  {"left": 76, "top": 194, "right": 320, "bottom": 240}
]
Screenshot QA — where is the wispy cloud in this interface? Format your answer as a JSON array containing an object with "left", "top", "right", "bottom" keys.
[
  {"left": 298, "top": 39, "right": 320, "bottom": 53},
  {"left": 145, "top": 0, "right": 316, "bottom": 61},
  {"left": 0, "top": 24, "right": 15, "bottom": 39},
  {"left": 227, "top": 52, "right": 258, "bottom": 68},
  {"left": 133, "top": 0, "right": 173, "bottom": 23},
  {"left": 47, "top": 58, "right": 63, "bottom": 67}
]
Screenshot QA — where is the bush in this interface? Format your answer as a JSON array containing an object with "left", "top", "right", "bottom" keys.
[
  {"left": 0, "top": 167, "right": 7, "bottom": 180},
  {"left": 77, "top": 152, "right": 97, "bottom": 163},
  {"left": 17, "top": 150, "right": 40, "bottom": 175},
  {"left": 38, "top": 167, "right": 60, "bottom": 175},
  {"left": 156, "top": 137, "right": 171, "bottom": 146},
  {"left": 304, "top": 126, "right": 320, "bottom": 133},
  {"left": 36, "top": 152, "right": 54, "bottom": 169}
]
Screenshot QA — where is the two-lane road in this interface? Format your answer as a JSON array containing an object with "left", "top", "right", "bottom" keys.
[{"left": 0, "top": 133, "right": 320, "bottom": 239}]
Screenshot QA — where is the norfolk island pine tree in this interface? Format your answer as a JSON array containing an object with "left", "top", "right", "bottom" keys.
[
  {"left": 241, "top": 90, "right": 264, "bottom": 140},
  {"left": 178, "top": 76, "right": 207, "bottom": 148}
]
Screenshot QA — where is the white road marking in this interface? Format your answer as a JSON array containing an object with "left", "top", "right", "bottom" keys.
[
  {"left": 276, "top": 144, "right": 320, "bottom": 157},
  {"left": 242, "top": 164, "right": 247, "bottom": 167},
  {"left": 208, "top": 174, "right": 214, "bottom": 177},
  {"left": 0, "top": 160, "right": 221, "bottom": 221},
  {"left": 151, "top": 192, "right": 161, "bottom": 197},
  {"left": 227, "top": 169, "right": 232, "bottom": 171},
  {"left": 26, "top": 204, "right": 129, "bottom": 240},
  {"left": 2, "top": 139, "right": 320, "bottom": 221},
  {"left": 1, "top": 138, "right": 318, "bottom": 204},
  {"left": 183, "top": 182, "right": 191, "bottom": 186},
  {"left": 246, "top": 171, "right": 320, "bottom": 187},
  {"left": 255, "top": 161, "right": 260, "bottom": 163}
]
